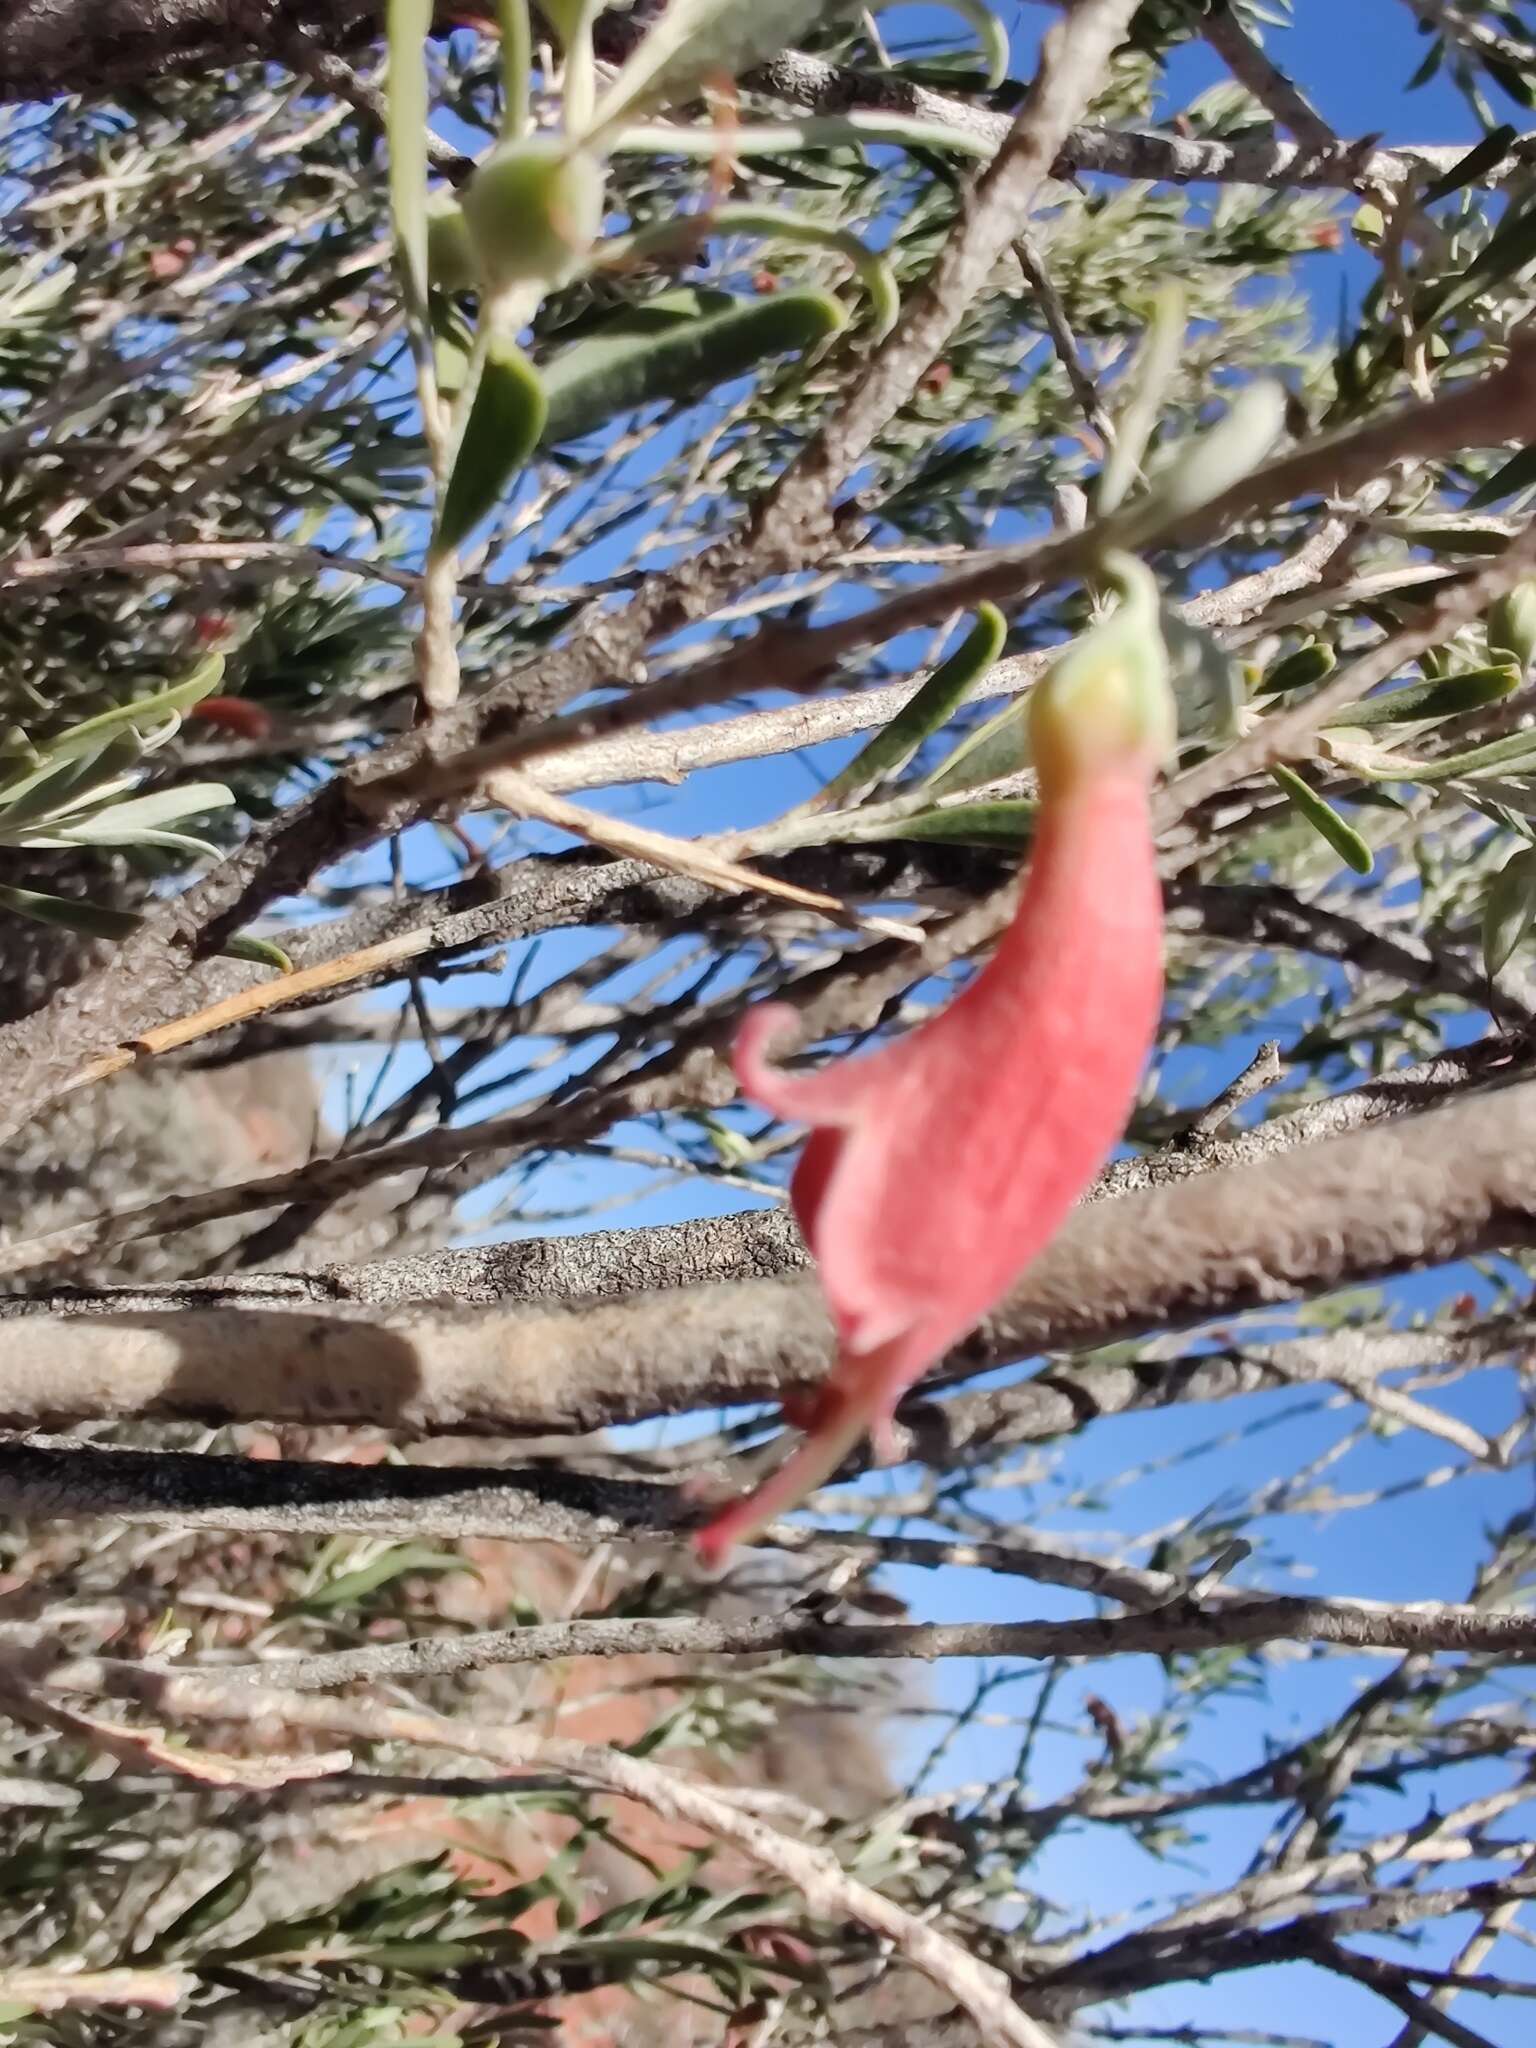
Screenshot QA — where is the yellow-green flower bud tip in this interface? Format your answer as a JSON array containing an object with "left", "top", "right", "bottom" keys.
[
  {"left": 461, "top": 139, "right": 605, "bottom": 295},
  {"left": 426, "top": 193, "right": 479, "bottom": 293},
  {"left": 1030, "top": 556, "right": 1175, "bottom": 797}
]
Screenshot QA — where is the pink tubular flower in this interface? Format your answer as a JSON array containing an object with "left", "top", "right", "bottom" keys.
[{"left": 696, "top": 556, "right": 1175, "bottom": 1565}]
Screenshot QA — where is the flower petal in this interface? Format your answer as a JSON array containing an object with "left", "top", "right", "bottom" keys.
[
  {"left": 700, "top": 555, "right": 1174, "bottom": 1563},
  {"left": 788, "top": 1124, "right": 846, "bottom": 1260},
  {"left": 733, "top": 1001, "right": 899, "bottom": 1127}
]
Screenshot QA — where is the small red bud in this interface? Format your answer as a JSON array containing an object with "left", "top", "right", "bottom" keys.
[
  {"left": 187, "top": 697, "right": 274, "bottom": 741},
  {"left": 147, "top": 238, "right": 196, "bottom": 281}
]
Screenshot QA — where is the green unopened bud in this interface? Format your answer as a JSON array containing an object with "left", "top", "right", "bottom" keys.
[
  {"left": 1488, "top": 581, "right": 1536, "bottom": 673},
  {"left": 426, "top": 193, "right": 479, "bottom": 293},
  {"left": 461, "top": 139, "right": 605, "bottom": 296},
  {"left": 1030, "top": 554, "right": 1175, "bottom": 797}
]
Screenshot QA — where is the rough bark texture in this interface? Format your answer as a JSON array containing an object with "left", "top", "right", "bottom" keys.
[
  {"left": 0, "top": 1, "right": 378, "bottom": 99},
  {"left": 1, "top": 1064, "right": 1534, "bottom": 1433}
]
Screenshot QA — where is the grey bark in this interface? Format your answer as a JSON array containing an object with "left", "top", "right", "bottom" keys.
[{"left": 1, "top": 1061, "right": 1535, "bottom": 1434}]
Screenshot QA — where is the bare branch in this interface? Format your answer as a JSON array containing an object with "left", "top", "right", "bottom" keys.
[
  {"left": 752, "top": 47, "right": 1529, "bottom": 193},
  {"left": 0, "top": 1967, "right": 192, "bottom": 2013},
  {"left": 1202, "top": 10, "right": 1339, "bottom": 154},
  {"left": 53, "top": 1589, "right": 1536, "bottom": 1694},
  {"left": 4, "top": 1064, "right": 1536, "bottom": 1431}
]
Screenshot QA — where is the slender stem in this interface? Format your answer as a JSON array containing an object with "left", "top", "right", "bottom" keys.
[
  {"left": 497, "top": 0, "right": 531, "bottom": 142},
  {"left": 564, "top": 7, "right": 596, "bottom": 133}
]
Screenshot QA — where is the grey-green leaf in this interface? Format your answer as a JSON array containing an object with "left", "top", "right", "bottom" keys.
[
  {"left": 1272, "top": 763, "right": 1373, "bottom": 875},
  {"left": 923, "top": 698, "right": 1031, "bottom": 799},
  {"left": 887, "top": 799, "right": 1036, "bottom": 849},
  {"left": 0, "top": 884, "right": 291, "bottom": 970},
  {"left": 540, "top": 289, "right": 846, "bottom": 445},
  {"left": 1484, "top": 845, "right": 1536, "bottom": 975},
  {"left": 1162, "top": 604, "right": 1246, "bottom": 742},
  {"left": 591, "top": 0, "right": 865, "bottom": 131},
  {"left": 1261, "top": 641, "right": 1336, "bottom": 695},
  {"left": 818, "top": 605, "right": 1006, "bottom": 808},
  {"left": 57, "top": 781, "right": 235, "bottom": 843},
  {"left": 436, "top": 333, "right": 548, "bottom": 550},
  {"left": 1328, "top": 664, "right": 1520, "bottom": 729}
]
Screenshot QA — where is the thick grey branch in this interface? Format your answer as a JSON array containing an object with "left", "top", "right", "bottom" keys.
[{"left": 2, "top": 1064, "right": 1536, "bottom": 1432}]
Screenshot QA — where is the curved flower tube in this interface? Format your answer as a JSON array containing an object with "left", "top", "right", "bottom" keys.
[{"left": 697, "top": 556, "right": 1175, "bottom": 1564}]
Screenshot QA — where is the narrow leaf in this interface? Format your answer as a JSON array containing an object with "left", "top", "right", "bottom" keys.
[
  {"left": 145, "top": 1865, "right": 258, "bottom": 1957},
  {"left": 0, "top": 883, "right": 140, "bottom": 941},
  {"left": 1485, "top": 846, "right": 1536, "bottom": 975},
  {"left": 1404, "top": 727, "right": 1536, "bottom": 783},
  {"left": 1271, "top": 763, "right": 1373, "bottom": 874},
  {"left": 1161, "top": 604, "right": 1245, "bottom": 742},
  {"left": 818, "top": 604, "right": 1006, "bottom": 807},
  {"left": 24, "top": 654, "right": 225, "bottom": 764},
  {"left": 222, "top": 935, "right": 294, "bottom": 973},
  {"left": 1467, "top": 441, "right": 1536, "bottom": 508},
  {"left": 601, "top": 206, "right": 898, "bottom": 337},
  {"left": 540, "top": 289, "right": 846, "bottom": 444},
  {"left": 894, "top": 0, "right": 1009, "bottom": 88},
  {"left": 58, "top": 782, "right": 235, "bottom": 840},
  {"left": 1125, "top": 379, "right": 1287, "bottom": 535},
  {"left": 1420, "top": 124, "right": 1516, "bottom": 204},
  {"left": 1261, "top": 641, "right": 1336, "bottom": 694},
  {"left": 1328, "top": 664, "right": 1520, "bottom": 729},
  {"left": 923, "top": 698, "right": 1030, "bottom": 798},
  {"left": 591, "top": 0, "right": 864, "bottom": 133},
  {"left": 0, "top": 733, "right": 144, "bottom": 833},
  {"left": 1097, "top": 285, "right": 1185, "bottom": 517},
  {"left": 435, "top": 333, "right": 548, "bottom": 550},
  {"left": 0, "top": 885, "right": 293, "bottom": 971},
  {"left": 885, "top": 798, "right": 1036, "bottom": 848}
]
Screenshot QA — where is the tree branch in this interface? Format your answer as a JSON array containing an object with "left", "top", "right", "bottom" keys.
[
  {"left": 53, "top": 1590, "right": 1534, "bottom": 1695},
  {"left": 3, "top": 1062, "right": 1536, "bottom": 1431}
]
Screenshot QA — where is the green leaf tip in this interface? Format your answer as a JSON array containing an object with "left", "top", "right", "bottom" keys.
[{"left": 1272, "top": 763, "right": 1374, "bottom": 875}]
